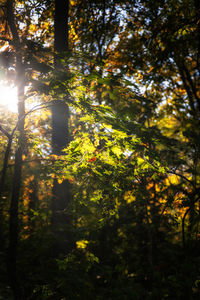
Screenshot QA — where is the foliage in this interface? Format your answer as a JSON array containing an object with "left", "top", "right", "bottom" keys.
[{"left": 0, "top": 0, "right": 200, "bottom": 299}]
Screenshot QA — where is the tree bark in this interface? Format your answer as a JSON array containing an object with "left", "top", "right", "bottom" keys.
[
  {"left": 51, "top": 0, "right": 70, "bottom": 225},
  {"left": 0, "top": 133, "right": 12, "bottom": 201},
  {"left": 54, "top": 0, "right": 69, "bottom": 55},
  {"left": 6, "top": 0, "right": 25, "bottom": 298}
]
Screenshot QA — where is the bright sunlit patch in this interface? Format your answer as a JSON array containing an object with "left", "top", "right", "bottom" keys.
[{"left": 0, "top": 83, "right": 18, "bottom": 112}]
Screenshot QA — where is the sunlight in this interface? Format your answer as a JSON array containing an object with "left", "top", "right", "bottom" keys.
[{"left": 0, "top": 83, "right": 18, "bottom": 112}]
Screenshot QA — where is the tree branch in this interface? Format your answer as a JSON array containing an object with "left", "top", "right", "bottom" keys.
[{"left": 0, "top": 124, "right": 11, "bottom": 139}]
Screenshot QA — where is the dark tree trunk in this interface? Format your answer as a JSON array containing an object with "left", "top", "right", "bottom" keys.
[
  {"left": 51, "top": 0, "right": 70, "bottom": 225},
  {"left": 54, "top": 0, "right": 69, "bottom": 55},
  {"left": 0, "top": 135, "right": 12, "bottom": 247},
  {"left": 7, "top": 60, "right": 25, "bottom": 299},
  {"left": 52, "top": 100, "right": 69, "bottom": 155},
  {"left": 0, "top": 131, "right": 12, "bottom": 201},
  {"left": 7, "top": 146, "right": 23, "bottom": 300},
  {"left": 6, "top": 0, "right": 25, "bottom": 298}
]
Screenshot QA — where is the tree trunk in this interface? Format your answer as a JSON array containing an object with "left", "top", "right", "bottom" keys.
[
  {"left": 0, "top": 131, "right": 12, "bottom": 201},
  {"left": 6, "top": 0, "right": 25, "bottom": 298},
  {"left": 51, "top": 0, "right": 70, "bottom": 225}
]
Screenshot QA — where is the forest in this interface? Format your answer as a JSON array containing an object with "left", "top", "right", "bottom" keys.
[{"left": 0, "top": 0, "right": 200, "bottom": 299}]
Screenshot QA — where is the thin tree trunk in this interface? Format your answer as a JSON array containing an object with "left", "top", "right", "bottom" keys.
[
  {"left": 0, "top": 136, "right": 12, "bottom": 201},
  {"left": 7, "top": 61, "right": 25, "bottom": 300},
  {"left": 0, "top": 122, "right": 20, "bottom": 201},
  {"left": 6, "top": 1, "right": 25, "bottom": 298},
  {"left": 0, "top": 134, "right": 12, "bottom": 261}
]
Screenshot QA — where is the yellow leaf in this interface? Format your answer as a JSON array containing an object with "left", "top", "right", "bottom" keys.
[
  {"left": 112, "top": 145, "right": 122, "bottom": 158},
  {"left": 124, "top": 191, "right": 135, "bottom": 203},
  {"left": 168, "top": 174, "right": 179, "bottom": 185},
  {"left": 137, "top": 157, "right": 144, "bottom": 165},
  {"left": 76, "top": 240, "right": 88, "bottom": 249}
]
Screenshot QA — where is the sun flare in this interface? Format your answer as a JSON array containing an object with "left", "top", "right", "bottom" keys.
[{"left": 0, "top": 83, "right": 18, "bottom": 112}]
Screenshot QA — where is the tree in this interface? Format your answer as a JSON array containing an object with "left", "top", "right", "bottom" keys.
[
  {"left": 0, "top": 0, "right": 200, "bottom": 298},
  {"left": 51, "top": 0, "right": 71, "bottom": 225},
  {"left": 5, "top": 1, "right": 26, "bottom": 298}
]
